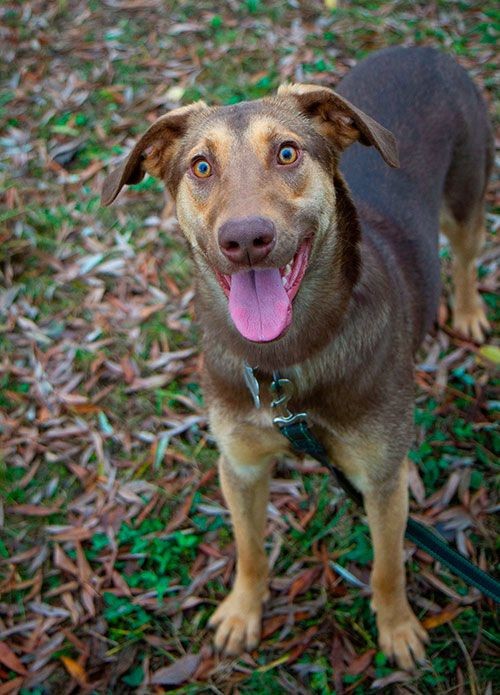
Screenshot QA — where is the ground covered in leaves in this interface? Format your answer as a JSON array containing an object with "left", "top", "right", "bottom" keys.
[{"left": 0, "top": 0, "right": 499, "bottom": 693}]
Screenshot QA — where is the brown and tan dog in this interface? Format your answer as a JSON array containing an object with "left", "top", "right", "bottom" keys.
[{"left": 102, "top": 47, "right": 492, "bottom": 669}]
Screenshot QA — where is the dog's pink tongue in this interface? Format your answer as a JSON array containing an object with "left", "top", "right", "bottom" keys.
[{"left": 228, "top": 269, "right": 291, "bottom": 342}]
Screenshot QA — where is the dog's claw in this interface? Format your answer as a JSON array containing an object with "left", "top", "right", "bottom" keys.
[
  {"left": 376, "top": 605, "right": 428, "bottom": 671},
  {"left": 453, "top": 301, "right": 490, "bottom": 344},
  {"left": 209, "top": 588, "right": 266, "bottom": 656}
]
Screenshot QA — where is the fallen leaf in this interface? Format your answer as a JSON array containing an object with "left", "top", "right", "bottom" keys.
[
  {"left": 346, "top": 648, "right": 376, "bottom": 676},
  {"left": 262, "top": 614, "right": 288, "bottom": 639},
  {"left": 0, "top": 642, "right": 27, "bottom": 676},
  {"left": 288, "top": 566, "right": 322, "bottom": 601},
  {"left": 371, "top": 670, "right": 411, "bottom": 689},
  {"left": 60, "top": 656, "right": 88, "bottom": 686},
  {"left": 408, "top": 460, "right": 426, "bottom": 505},
  {"left": 0, "top": 677, "right": 25, "bottom": 694},
  {"left": 54, "top": 545, "right": 79, "bottom": 576},
  {"left": 330, "top": 632, "right": 346, "bottom": 695},
  {"left": 478, "top": 345, "right": 500, "bottom": 365},
  {"left": 49, "top": 527, "right": 92, "bottom": 542},
  {"left": 286, "top": 626, "right": 319, "bottom": 665},
  {"left": 150, "top": 653, "right": 201, "bottom": 685},
  {"left": 422, "top": 604, "right": 463, "bottom": 629},
  {"left": 7, "top": 504, "right": 60, "bottom": 516}
]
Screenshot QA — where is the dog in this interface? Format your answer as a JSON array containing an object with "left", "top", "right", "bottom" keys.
[{"left": 102, "top": 46, "right": 492, "bottom": 670}]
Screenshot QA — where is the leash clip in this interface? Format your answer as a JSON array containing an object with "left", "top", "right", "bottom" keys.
[{"left": 270, "top": 377, "right": 308, "bottom": 427}]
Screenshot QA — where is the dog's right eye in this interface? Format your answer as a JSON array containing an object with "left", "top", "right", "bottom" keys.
[
  {"left": 277, "top": 144, "right": 299, "bottom": 165},
  {"left": 192, "top": 159, "right": 212, "bottom": 178}
]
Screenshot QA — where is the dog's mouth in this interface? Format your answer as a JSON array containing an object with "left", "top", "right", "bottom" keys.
[{"left": 215, "top": 239, "right": 311, "bottom": 343}]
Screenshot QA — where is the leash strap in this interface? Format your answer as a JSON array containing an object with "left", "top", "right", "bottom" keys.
[
  {"left": 404, "top": 518, "right": 500, "bottom": 603},
  {"left": 270, "top": 373, "right": 500, "bottom": 603},
  {"left": 277, "top": 419, "right": 364, "bottom": 506}
]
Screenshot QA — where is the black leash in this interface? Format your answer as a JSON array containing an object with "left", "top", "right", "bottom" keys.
[{"left": 268, "top": 371, "right": 500, "bottom": 603}]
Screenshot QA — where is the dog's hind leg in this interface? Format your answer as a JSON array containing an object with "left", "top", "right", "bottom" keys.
[
  {"left": 440, "top": 92, "right": 493, "bottom": 343},
  {"left": 441, "top": 204, "right": 490, "bottom": 342},
  {"left": 208, "top": 450, "right": 273, "bottom": 655},
  {"left": 363, "top": 459, "right": 428, "bottom": 670}
]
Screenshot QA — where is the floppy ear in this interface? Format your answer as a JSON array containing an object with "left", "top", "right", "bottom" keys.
[
  {"left": 278, "top": 83, "right": 399, "bottom": 168},
  {"left": 101, "top": 101, "right": 208, "bottom": 206}
]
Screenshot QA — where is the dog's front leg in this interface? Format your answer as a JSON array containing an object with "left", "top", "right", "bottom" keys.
[
  {"left": 209, "top": 454, "right": 271, "bottom": 655},
  {"left": 363, "top": 459, "right": 428, "bottom": 670}
]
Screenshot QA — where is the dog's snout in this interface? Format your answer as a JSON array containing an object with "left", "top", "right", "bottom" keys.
[{"left": 218, "top": 216, "right": 276, "bottom": 265}]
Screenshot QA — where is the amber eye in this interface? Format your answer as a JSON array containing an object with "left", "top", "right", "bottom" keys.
[
  {"left": 192, "top": 159, "right": 212, "bottom": 178},
  {"left": 277, "top": 144, "right": 299, "bottom": 165}
]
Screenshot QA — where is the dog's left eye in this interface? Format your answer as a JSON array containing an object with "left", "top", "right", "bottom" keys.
[
  {"left": 277, "top": 144, "right": 299, "bottom": 165},
  {"left": 192, "top": 159, "right": 212, "bottom": 178}
]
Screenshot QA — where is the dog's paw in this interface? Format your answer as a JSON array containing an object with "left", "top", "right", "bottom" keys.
[
  {"left": 376, "top": 606, "right": 428, "bottom": 671},
  {"left": 208, "top": 588, "right": 268, "bottom": 655},
  {"left": 453, "top": 301, "right": 490, "bottom": 343}
]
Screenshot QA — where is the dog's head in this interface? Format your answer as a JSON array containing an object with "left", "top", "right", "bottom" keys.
[{"left": 102, "top": 86, "right": 398, "bottom": 350}]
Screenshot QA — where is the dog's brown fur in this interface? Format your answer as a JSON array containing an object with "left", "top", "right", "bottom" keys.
[{"left": 102, "top": 47, "right": 492, "bottom": 670}]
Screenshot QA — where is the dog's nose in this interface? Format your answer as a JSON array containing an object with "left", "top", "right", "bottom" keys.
[{"left": 218, "top": 216, "right": 276, "bottom": 265}]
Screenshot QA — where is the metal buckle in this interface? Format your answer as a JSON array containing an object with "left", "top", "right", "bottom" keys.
[{"left": 270, "top": 377, "right": 308, "bottom": 427}]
